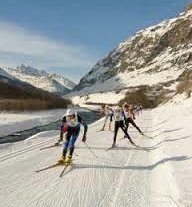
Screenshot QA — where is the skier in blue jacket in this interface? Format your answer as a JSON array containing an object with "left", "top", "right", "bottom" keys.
[{"left": 58, "top": 109, "right": 88, "bottom": 164}]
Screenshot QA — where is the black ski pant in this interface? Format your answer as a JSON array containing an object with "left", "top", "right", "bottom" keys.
[
  {"left": 125, "top": 118, "right": 142, "bottom": 134},
  {"left": 113, "top": 121, "right": 134, "bottom": 145}
]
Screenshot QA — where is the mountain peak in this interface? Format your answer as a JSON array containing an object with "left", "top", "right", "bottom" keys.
[
  {"left": 16, "top": 64, "right": 48, "bottom": 77},
  {"left": 4, "top": 65, "right": 76, "bottom": 95}
]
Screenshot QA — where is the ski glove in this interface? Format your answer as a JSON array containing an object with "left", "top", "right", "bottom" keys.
[{"left": 82, "top": 135, "right": 87, "bottom": 142}]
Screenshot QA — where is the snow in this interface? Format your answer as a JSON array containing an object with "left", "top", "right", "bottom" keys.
[
  {"left": 0, "top": 97, "right": 192, "bottom": 206},
  {"left": 71, "top": 90, "right": 128, "bottom": 106},
  {"left": 0, "top": 68, "right": 14, "bottom": 80}
]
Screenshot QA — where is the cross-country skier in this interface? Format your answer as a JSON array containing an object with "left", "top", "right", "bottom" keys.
[
  {"left": 136, "top": 104, "right": 143, "bottom": 116},
  {"left": 100, "top": 105, "right": 113, "bottom": 131},
  {"left": 123, "top": 103, "right": 144, "bottom": 136},
  {"left": 111, "top": 106, "right": 135, "bottom": 147},
  {"left": 58, "top": 109, "right": 88, "bottom": 164}
]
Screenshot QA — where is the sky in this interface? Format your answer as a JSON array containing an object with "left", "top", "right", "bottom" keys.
[{"left": 0, "top": 0, "right": 191, "bottom": 83}]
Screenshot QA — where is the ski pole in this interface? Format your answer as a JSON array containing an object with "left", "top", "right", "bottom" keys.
[{"left": 84, "top": 142, "right": 98, "bottom": 158}]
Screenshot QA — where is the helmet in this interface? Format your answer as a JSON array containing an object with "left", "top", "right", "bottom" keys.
[
  {"left": 114, "top": 106, "right": 120, "bottom": 112},
  {"left": 65, "top": 109, "right": 76, "bottom": 116}
]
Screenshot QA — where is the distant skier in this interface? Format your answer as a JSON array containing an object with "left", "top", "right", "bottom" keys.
[
  {"left": 138, "top": 104, "right": 143, "bottom": 115},
  {"left": 111, "top": 106, "right": 135, "bottom": 147},
  {"left": 123, "top": 103, "right": 143, "bottom": 136},
  {"left": 100, "top": 105, "right": 113, "bottom": 131},
  {"left": 134, "top": 103, "right": 143, "bottom": 116},
  {"left": 58, "top": 109, "right": 88, "bottom": 164}
]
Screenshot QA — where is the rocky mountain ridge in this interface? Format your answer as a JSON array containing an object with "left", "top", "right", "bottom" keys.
[{"left": 73, "top": 9, "right": 192, "bottom": 96}]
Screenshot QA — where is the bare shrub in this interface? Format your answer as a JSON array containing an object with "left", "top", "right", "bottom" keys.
[
  {"left": 118, "top": 86, "right": 171, "bottom": 108},
  {"left": 118, "top": 88, "right": 155, "bottom": 108},
  {"left": 176, "top": 70, "right": 192, "bottom": 98}
]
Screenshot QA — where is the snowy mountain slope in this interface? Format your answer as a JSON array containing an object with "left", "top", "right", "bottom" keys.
[
  {"left": 4, "top": 64, "right": 76, "bottom": 95},
  {"left": 15, "top": 64, "right": 48, "bottom": 77},
  {"left": 0, "top": 67, "right": 39, "bottom": 89},
  {"left": 0, "top": 67, "right": 14, "bottom": 80},
  {"left": 73, "top": 10, "right": 192, "bottom": 94},
  {"left": 0, "top": 67, "right": 72, "bottom": 111},
  {"left": 50, "top": 73, "right": 76, "bottom": 90},
  {"left": 1, "top": 97, "right": 192, "bottom": 206}
]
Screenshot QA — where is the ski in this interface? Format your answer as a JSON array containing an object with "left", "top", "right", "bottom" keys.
[
  {"left": 106, "top": 147, "right": 114, "bottom": 151},
  {"left": 59, "top": 162, "right": 73, "bottom": 178},
  {"left": 40, "top": 143, "right": 62, "bottom": 151},
  {"left": 105, "top": 145, "right": 118, "bottom": 151},
  {"left": 35, "top": 163, "right": 62, "bottom": 173},
  {"left": 96, "top": 129, "right": 105, "bottom": 132},
  {"left": 119, "top": 137, "right": 126, "bottom": 140},
  {"left": 142, "top": 134, "right": 153, "bottom": 139}
]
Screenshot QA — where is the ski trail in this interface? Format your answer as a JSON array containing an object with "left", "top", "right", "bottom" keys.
[
  {"left": 96, "top": 164, "right": 123, "bottom": 207},
  {"left": 0, "top": 138, "right": 56, "bottom": 162},
  {"left": 0, "top": 110, "right": 157, "bottom": 207},
  {"left": 110, "top": 153, "right": 133, "bottom": 207}
]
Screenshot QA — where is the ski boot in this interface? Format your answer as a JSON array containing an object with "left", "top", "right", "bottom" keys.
[
  {"left": 58, "top": 156, "right": 66, "bottom": 164},
  {"left": 65, "top": 155, "right": 73, "bottom": 164}
]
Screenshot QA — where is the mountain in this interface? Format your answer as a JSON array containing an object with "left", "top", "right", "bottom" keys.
[
  {"left": 0, "top": 67, "right": 14, "bottom": 80},
  {"left": 73, "top": 9, "right": 192, "bottom": 97},
  {"left": 0, "top": 67, "right": 58, "bottom": 98},
  {"left": 0, "top": 67, "right": 34, "bottom": 89},
  {"left": 4, "top": 64, "right": 76, "bottom": 95},
  {"left": 0, "top": 67, "right": 71, "bottom": 110}
]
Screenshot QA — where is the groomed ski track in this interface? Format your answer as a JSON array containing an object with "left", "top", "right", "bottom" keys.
[{"left": 0, "top": 110, "right": 186, "bottom": 207}]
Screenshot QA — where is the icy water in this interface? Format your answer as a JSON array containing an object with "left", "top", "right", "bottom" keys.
[{"left": 0, "top": 110, "right": 99, "bottom": 144}]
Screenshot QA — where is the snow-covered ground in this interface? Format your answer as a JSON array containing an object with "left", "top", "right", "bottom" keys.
[
  {"left": 71, "top": 89, "right": 127, "bottom": 106},
  {"left": 0, "top": 97, "right": 192, "bottom": 206}
]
